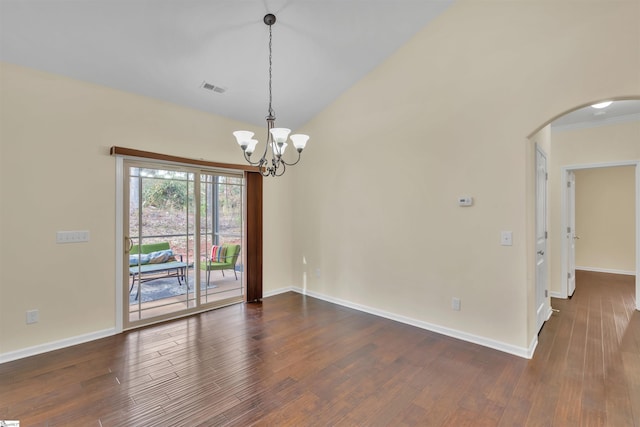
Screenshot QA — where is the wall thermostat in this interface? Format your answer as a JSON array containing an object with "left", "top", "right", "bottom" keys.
[{"left": 458, "top": 196, "right": 473, "bottom": 207}]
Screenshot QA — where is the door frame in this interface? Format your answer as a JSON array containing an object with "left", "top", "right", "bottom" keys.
[
  {"left": 565, "top": 170, "right": 576, "bottom": 297},
  {"left": 535, "top": 145, "right": 551, "bottom": 333},
  {"left": 113, "top": 153, "right": 263, "bottom": 333},
  {"left": 560, "top": 160, "right": 640, "bottom": 309}
]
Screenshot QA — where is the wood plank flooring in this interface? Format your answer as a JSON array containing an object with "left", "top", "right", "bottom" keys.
[{"left": 0, "top": 270, "right": 638, "bottom": 426}]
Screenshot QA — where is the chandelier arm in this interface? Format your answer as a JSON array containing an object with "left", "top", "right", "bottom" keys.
[
  {"left": 258, "top": 157, "right": 272, "bottom": 177},
  {"left": 255, "top": 141, "right": 269, "bottom": 165},
  {"left": 243, "top": 151, "right": 265, "bottom": 166},
  {"left": 266, "top": 163, "right": 277, "bottom": 177},
  {"left": 274, "top": 160, "right": 286, "bottom": 177},
  {"left": 280, "top": 152, "right": 302, "bottom": 167}
]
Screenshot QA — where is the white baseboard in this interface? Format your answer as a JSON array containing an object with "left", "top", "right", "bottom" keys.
[
  {"left": 528, "top": 335, "right": 538, "bottom": 359},
  {"left": 4, "top": 286, "right": 540, "bottom": 364},
  {"left": 576, "top": 266, "right": 636, "bottom": 276},
  {"left": 284, "top": 286, "right": 534, "bottom": 359},
  {"left": 263, "top": 286, "right": 295, "bottom": 298},
  {"left": 0, "top": 328, "right": 116, "bottom": 364},
  {"left": 549, "top": 291, "right": 565, "bottom": 299}
]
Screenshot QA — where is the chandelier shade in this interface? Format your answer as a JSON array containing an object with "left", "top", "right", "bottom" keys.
[
  {"left": 233, "top": 13, "right": 309, "bottom": 177},
  {"left": 290, "top": 134, "right": 309, "bottom": 152},
  {"left": 270, "top": 128, "right": 291, "bottom": 144}
]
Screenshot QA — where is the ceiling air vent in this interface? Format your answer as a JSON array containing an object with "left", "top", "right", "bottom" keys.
[{"left": 201, "top": 81, "right": 227, "bottom": 94}]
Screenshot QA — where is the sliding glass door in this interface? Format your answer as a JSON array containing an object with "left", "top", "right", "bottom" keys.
[
  {"left": 124, "top": 160, "right": 244, "bottom": 328},
  {"left": 200, "top": 173, "right": 244, "bottom": 304}
]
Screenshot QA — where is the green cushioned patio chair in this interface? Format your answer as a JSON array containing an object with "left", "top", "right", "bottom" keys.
[{"left": 201, "top": 243, "right": 241, "bottom": 286}]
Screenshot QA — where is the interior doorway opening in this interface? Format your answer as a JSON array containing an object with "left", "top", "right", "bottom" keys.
[{"left": 560, "top": 162, "right": 638, "bottom": 308}]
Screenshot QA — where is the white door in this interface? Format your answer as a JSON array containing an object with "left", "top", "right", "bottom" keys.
[
  {"left": 566, "top": 171, "right": 577, "bottom": 296},
  {"left": 535, "top": 147, "right": 549, "bottom": 332}
]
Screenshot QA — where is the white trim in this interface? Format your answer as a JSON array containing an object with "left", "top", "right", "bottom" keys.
[
  {"left": 560, "top": 160, "right": 640, "bottom": 310},
  {"left": 562, "top": 160, "right": 639, "bottom": 171},
  {"left": 0, "top": 328, "right": 117, "bottom": 364},
  {"left": 637, "top": 163, "right": 640, "bottom": 310},
  {"left": 113, "top": 153, "right": 244, "bottom": 178},
  {"left": 560, "top": 168, "right": 569, "bottom": 299},
  {"left": 115, "top": 157, "right": 124, "bottom": 333},
  {"left": 550, "top": 291, "right": 564, "bottom": 299},
  {"left": 3, "top": 285, "right": 539, "bottom": 364},
  {"left": 283, "top": 287, "right": 534, "bottom": 359},
  {"left": 535, "top": 145, "right": 550, "bottom": 334},
  {"left": 263, "top": 286, "right": 295, "bottom": 298},
  {"left": 551, "top": 112, "right": 640, "bottom": 133},
  {"left": 528, "top": 336, "right": 538, "bottom": 359},
  {"left": 576, "top": 266, "right": 636, "bottom": 276}
]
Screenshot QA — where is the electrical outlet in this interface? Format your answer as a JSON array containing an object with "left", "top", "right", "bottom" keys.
[
  {"left": 26, "top": 309, "right": 39, "bottom": 324},
  {"left": 452, "top": 297, "right": 461, "bottom": 311},
  {"left": 315, "top": 268, "right": 321, "bottom": 278},
  {"left": 500, "top": 231, "right": 513, "bottom": 246}
]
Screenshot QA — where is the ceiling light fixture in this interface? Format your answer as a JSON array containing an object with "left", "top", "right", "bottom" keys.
[
  {"left": 591, "top": 101, "right": 612, "bottom": 109},
  {"left": 233, "top": 13, "right": 309, "bottom": 177}
]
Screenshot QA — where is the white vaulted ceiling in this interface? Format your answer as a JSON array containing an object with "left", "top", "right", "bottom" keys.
[
  {"left": 0, "top": 0, "right": 454, "bottom": 130},
  {"left": 3, "top": 1, "right": 637, "bottom": 131}
]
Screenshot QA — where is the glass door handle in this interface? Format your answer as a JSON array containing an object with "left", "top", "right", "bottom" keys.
[{"left": 124, "top": 236, "right": 133, "bottom": 253}]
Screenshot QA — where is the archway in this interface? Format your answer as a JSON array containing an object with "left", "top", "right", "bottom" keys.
[{"left": 529, "top": 97, "right": 640, "bottom": 340}]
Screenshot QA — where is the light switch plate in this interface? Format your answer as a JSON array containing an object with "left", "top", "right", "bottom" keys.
[{"left": 56, "top": 230, "right": 90, "bottom": 244}]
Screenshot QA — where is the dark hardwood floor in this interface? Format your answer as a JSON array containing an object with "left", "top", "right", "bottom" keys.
[{"left": 1, "top": 270, "right": 638, "bottom": 426}]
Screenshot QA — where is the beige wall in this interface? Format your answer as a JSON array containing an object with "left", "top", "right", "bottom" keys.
[
  {"left": 549, "top": 120, "right": 640, "bottom": 295},
  {"left": 0, "top": 62, "right": 295, "bottom": 356},
  {"left": 574, "top": 166, "right": 636, "bottom": 273},
  {"left": 2, "top": 0, "right": 640, "bottom": 359},
  {"left": 293, "top": 0, "right": 640, "bottom": 352}
]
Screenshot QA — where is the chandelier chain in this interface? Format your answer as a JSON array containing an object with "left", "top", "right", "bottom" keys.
[{"left": 268, "top": 23, "right": 274, "bottom": 118}]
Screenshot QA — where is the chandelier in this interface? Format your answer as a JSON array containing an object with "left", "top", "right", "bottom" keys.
[{"left": 233, "top": 13, "right": 309, "bottom": 177}]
